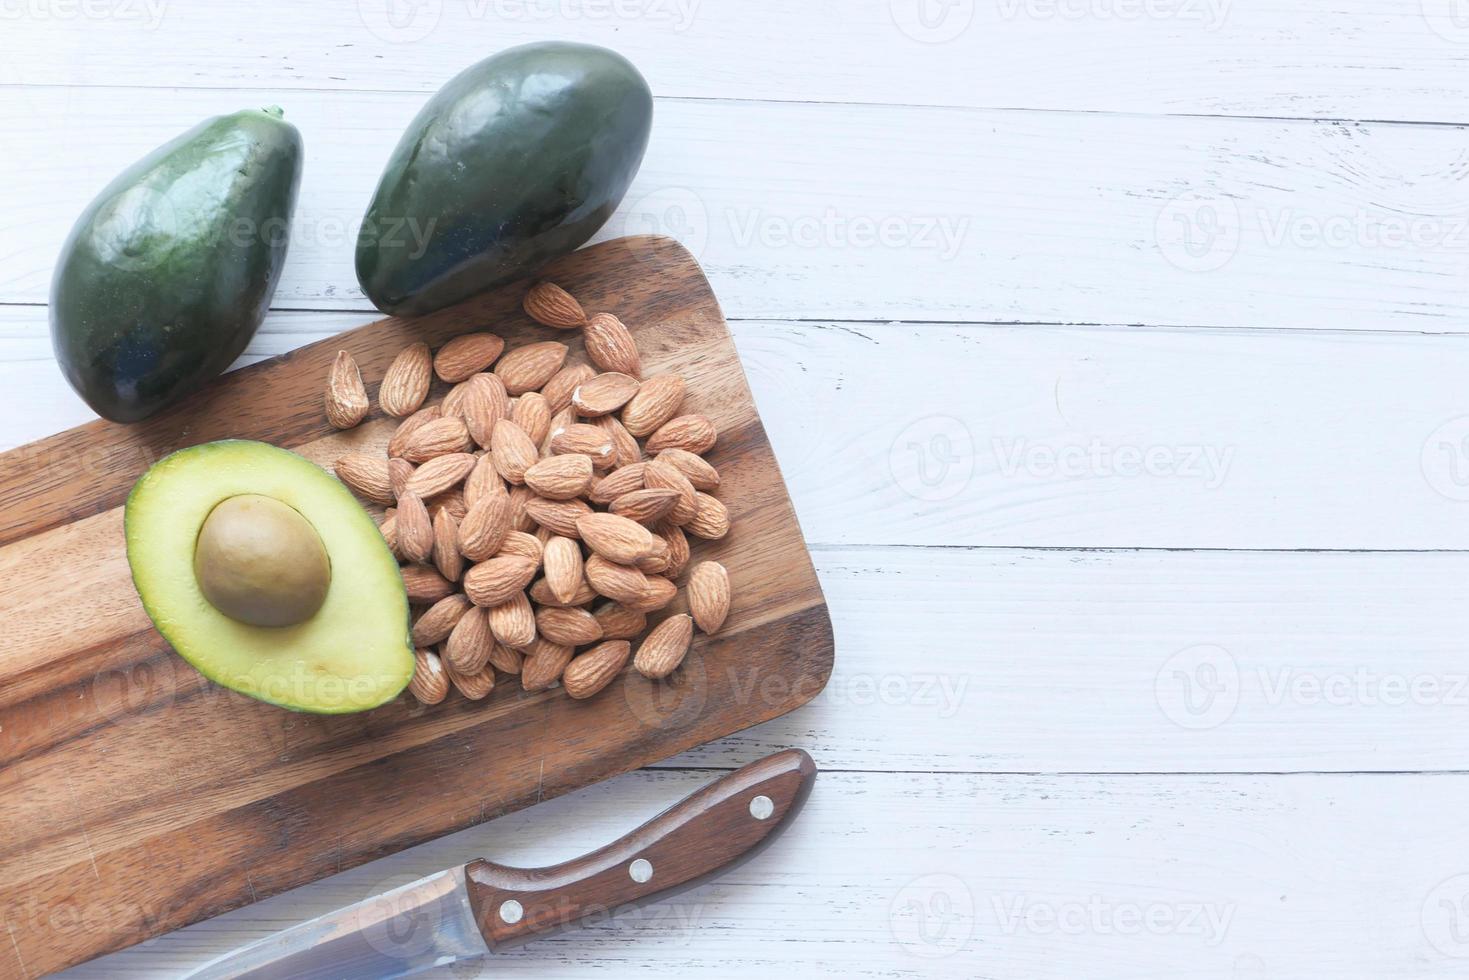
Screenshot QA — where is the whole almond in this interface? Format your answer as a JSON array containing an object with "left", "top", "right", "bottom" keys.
[
  {"left": 460, "top": 373, "right": 510, "bottom": 449},
  {"left": 507, "top": 485, "right": 538, "bottom": 532},
  {"left": 463, "top": 555, "right": 538, "bottom": 606},
  {"left": 459, "top": 493, "right": 512, "bottom": 561},
  {"left": 584, "top": 312, "right": 641, "bottom": 377},
  {"left": 488, "top": 592, "right": 537, "bottom": 648},
  {"left": 536, "top": 606, "right": 604, "bottom": 646},
  {"left": 441, "top": 379, "right": 472, "bottom": 417},
  {"left": 549, "top": 423, "right": 616, "bottom": 468},
  {"left": 592, "top": 414, "right": 642, "bottom": 469},
  {"left": 657, "top": 448, "right": 720, "bottom": 491},
  {"left": 523, "top": 281, "right": 587, "bottom": 328},
  {"left": 524, "top": 454, "right": 595, "bottom": 500},
  {"left": 412, "top": 593, "right": 471, "bottom": 647},
  {"left": 497, "top": 530, "right": 544, "bottom": 565},
  {"left": 543, "top": 535, "right": 585, "bottom": 604},
  {"left": 646, "top": 414, "right": 717, "bottom": 455},
  {"left": 526, "top": 496, "right": 592, "bottom": 537},
  {"left": 335, "top": 453, "right": 395, "bottom": 505},
  {"left": 409, "top": 648, "right": 450, "bottom": 705},
  {"left": 489, "top": 642, "right": 524, "bottom": 674},
  {"left": 621, "top": 374, "right": 685, "bottom": 437},
  {"left": 541, "top": 363, "right": 596, "bottom": 413},
  {"left": 610, "top": 487, "right": 680, "bottom": 525},
  {"left": 325, "top": 350, "right": 370, "bottom": 429},
  {"left": 380, "top": 342, "right": 433, "bottom": 417},
  {"left": 444, "top": 606, "right": 494, "bottom": 673},
  {"left": 389, "top": 457, "right": 415, "bottom": 499},
  {"left": 688, "top": 561, "right": 731, "bottom": 634},
  {"left": 447, "top": 663, "right": 496, "bottom": 700},
  {"left": 543, "top": 404, "right": 577, "bottom": 453},
  {"left": 428, "top": 488, "right": 468, "bottom": 522},
  {"left": 388, "top": 405, "right": 442, "bottom": 458},
  {"left": 521, "top": 640, "right": 573, "bottom": 691},
  {"left": 686, "top": 492, "right": 731, "bottom": 540},
  {"left": 644, "top": 460, "right": 698, "bottom": 525},
  {"left": 495, "top": 341, "right": 568, "bottom": 395},
  {"left": 593, "top": 602, "right": 647, "bottom": 640},
  {"left": 433, "top": 509, "right": 464, "bottom": 581},
  {"left": 379, "top": 515, "right": 401, "bottom": 559},
  {"left": 405, "top": 453, "right": 477, "bottom": 498},
  {"left": 513, "top": 391, "right": 552, "bottom": 445},
  {"left": 577, "top": 512, "right": 655, "bottom": 564},
  {"left": 625, "top": 574, "right": 678, "bottom": 613},
  {"left": 654, "top": 522, "right": 691, "bottom": 578},
  {"left": 401, "top": 566, "right": 455, "bottom": 604},
  {"left": 396, "top": 492, "right": 435, "bottom": 563},
  {"left": 434, "top": 333, "right": 505, "bottom": 383},
  {"left": 634, "top": 614, "right": 694, "bottom": 679},
  {"left": 571, "top": 372, "right": 640, "bottom": 417},
  {"left": 563, "top": 640, "right": 632, "bottom": 699},
  {"left": 464, "top": 453, "right": 505, "bottom": 509},
  {"left": 634, "top": 535, "right": 672, "bottom": 574},
  {"left": 491, "top": 419, "right": 539, "bottom": 484},
  {"left": 401, "top": 416, "right": 473, "bottom": 463},
  {"left": 531, "top": 574, "right": 598, "bottom": 607},
  {"left": 584, "top": 554, "right": 651, "bottom": 605},
  {"left": 589, "top": 462, "right": 647, "bottom": 505}
]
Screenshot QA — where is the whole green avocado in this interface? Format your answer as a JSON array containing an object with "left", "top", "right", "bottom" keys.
[
  {"left": 356, "top": 43, "right": 653, "bottom": 316},
  {"left": 50, "top": 108, "right": 302, "bottom": 423}
]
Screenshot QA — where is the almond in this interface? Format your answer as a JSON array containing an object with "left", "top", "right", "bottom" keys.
[
  {"left": 526, "top": 496, "right": 592, "bottom": 537},
  {"left": 584, "top": 312, "right": 641, "bottom": 377},
  {"left": 563, "top": 640, "right": 631, "bottom": 699},
  {"left": 434, "top": 333, "right": 505, "bottom": 383},
  {"left": 412, "top": 593, "right": 471, "bottom": 647},
  {"left": 400, "top": 416, "right": 473, "bottom": 463},
  {"left": 463, "top": 555, "right": 538, "bottom": 606},
  {"left": 540, "top": 363, "right": 596, "bottom": 413},
  {"left": 571, "top": 372, "right": 640, "bottom": 417},
  {"left": 543, "top": 405, "right": 577, "bottom": 455},
  {"left": 646, "top": 414, "right": 717, "bottom": 455},
  {"left": 549, "top": 423, "right": 616, "bottom": 468},
  {"left": 335, "top": 453, "right": 395, "bottom": 505},
  {"left": 401, "top": 566, "right": 455, "bottom": 604},
  {"left": 583, "top": 554, "right": 651, "bottom": 605},
  {"left": 593, "top": 602, "right": 647, "bottom": 641},
  {"left": 325, "top": 350, "right": 370, "bottom": 429},
  {"left": 521, "top": 639, "right": 573, "bottom": 691},
  {"left": 428, "top": 488, "right": 467, "bottom": 522},
  {"left": 490, "top": 419, "right": 539, "bottom": 484},
  {"left": 610, "top": 487, "right": 680, "bottom": 525},
  {"left": 536, "top": 606, "right": 604, "bottom": 646},
  {"left": 589, "top": 463, "right": 647, "bottom": 505},
  {"left": 388, "top": 405, "right": 442, "bottom": 458},
  {"left": 644, "top": 460, "right": 698, "bottom": 525},
  {"left": 513, "top": 391, "right": 552, "bottom": 445},
  {"left": 523, "top": 281, "right": 588, "bottom": 329},
  {"left": 497, "top": 530, "right": 544, "bottom": 565},
  {"left": 458, "top": 493, "right": 512, "bottom": 561},
  {"left": 507, "top": 484, "right": 538, "bottom": 532},
  {"left": 577, "top": 512, "right": 656, "bottom": 564},
  {"left": 487, "top": 592, "right": 536, "bottom": 648},
  {"left": 625, "top": 574, "right": 678, "bottom": 613},
  {"left": 444, "top": 606, "right": 494, "bottom": 673},
  {"left": 433, "top": 509, "right": 464, "bottom": 582},
  {"left": 543, "top": 535, "right": 585, "bottom": 604},
  {"left": 530, "top": 574, "right": 598, "bottom": 607},
  {"left": 380, "top": 342, "right": 433, "bottom": 417},
  {"left": 524, "top": 453, "right": 595, "bottom": 500},
  {"left": 621, "top": 374, "right": 685, "bottom": 437},
  {"left": 405, "top": 453, "right": 476, "bottom": 499},
  {"left": 634, "top": 535, "right": 672, "bottom": 574},
  {"left": 389, "top": 457, "right": 415, "bottom": 500},
  {"left": 686, "top": 492, "right": 731, "bottom": 540},
  {"left": 654, "top": 522, "right": 691, "bottom": 578},
  {"left": 688, "top": 561, "right": 731, "bottom": 633},
  {"left": 396, "top": 492, "right": 435, "bottom": 563},
  {"left": 447, "top": 663, "right": 496, "bottom": 700},
  {"left": 656, "top": 447, "right": 720, "bottom": 491},
  {"left": 495, "top": 341, "right": 568, "bottom": 395},
  {"left": 379, "top": 515, "right": 401, "bottom": 560},
  {"left": 409, "top": 648, "right": 450, "bottom": 705},
  {"left": 460, "top": 373, "right": 510, "bottom": 449},
  {"left": 464, "top": 453, "right": 505, "bottom": 508},
  {"left": 633, "top": 614, "right": 694, "bottom": 679},
  {"left": 592, "top": 413, "right": 642, "bottom": 468},
  {"left": 489, "top": 642, "right": 524, "bottom": 674}
]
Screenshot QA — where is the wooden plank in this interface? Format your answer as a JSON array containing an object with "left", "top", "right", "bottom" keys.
[
  {"left": 6, "top": 2, "right": 1469, "bottom": 124},
  {"left": 0, "top": 237, "right": 833, "bottom": 977},
  {"left": 10, "top": 313, "right": 1469, "bottom": 551},
  {"left": 7, "top": 90, "right": 1469, "bottom": 330},
  {"left": 56, "top": 768, "right": 1469, "bottom": 978}
]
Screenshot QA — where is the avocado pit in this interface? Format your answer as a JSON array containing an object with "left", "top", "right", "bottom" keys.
[{"left": 194, "top": 493, "right": 331, "bottom": 628}]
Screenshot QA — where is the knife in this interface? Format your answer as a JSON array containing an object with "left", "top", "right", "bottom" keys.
[{"left": 182, "top": 749, "right": 817, "bottom": 979}]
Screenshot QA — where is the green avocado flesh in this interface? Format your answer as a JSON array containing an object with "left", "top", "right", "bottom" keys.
[{"left": 125, "top": 440, "right": 413, "bottom": 714}]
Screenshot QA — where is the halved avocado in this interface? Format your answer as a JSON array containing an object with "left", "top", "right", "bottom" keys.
[{"left": 125, "top": 440, "right": 413, "bottom": 713}]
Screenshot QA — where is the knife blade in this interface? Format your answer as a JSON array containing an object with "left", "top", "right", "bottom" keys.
[{"left": 182, "top": 749, "right": 817, "bottom": 979}]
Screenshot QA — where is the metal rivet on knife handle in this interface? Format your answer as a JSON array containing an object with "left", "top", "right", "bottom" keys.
[
  {"left": 499, "top": 900, "right": 523, "bottom": 924},
  {"left": 629, "top": 859, "right": 653, "bottom": 883},
  {"left": 750, "top": 795, "right": 774, "bottom": 820}
]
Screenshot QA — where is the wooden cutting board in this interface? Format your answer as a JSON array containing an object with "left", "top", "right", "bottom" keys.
[{"left": 0, "top": 235, "right": 833, "bottom": 978}]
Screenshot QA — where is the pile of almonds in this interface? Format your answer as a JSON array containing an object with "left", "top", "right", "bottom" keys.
[{"left": 325, "top": 281, "right": 733, "bottom": 706}]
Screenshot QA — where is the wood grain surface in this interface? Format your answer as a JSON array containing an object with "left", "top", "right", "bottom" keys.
[{"left": 0, "top": 235, "right": 832, "bottom": 979}]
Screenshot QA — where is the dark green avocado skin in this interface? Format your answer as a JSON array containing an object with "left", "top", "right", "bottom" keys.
[
  {"left": 356, "top": 43, "right": 653, "bottom": 316},
  {"left": 50, "top": 109, "right": 302, "bottom": 423}
]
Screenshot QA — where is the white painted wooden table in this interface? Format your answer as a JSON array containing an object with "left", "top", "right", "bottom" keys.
[{"left": 7, "top": 2, "right": 1469, "bottom": 976}]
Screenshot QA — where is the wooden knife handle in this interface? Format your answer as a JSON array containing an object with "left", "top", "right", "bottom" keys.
[{"left": 464, "top": 748, "right": 817, "bottom": 948}]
